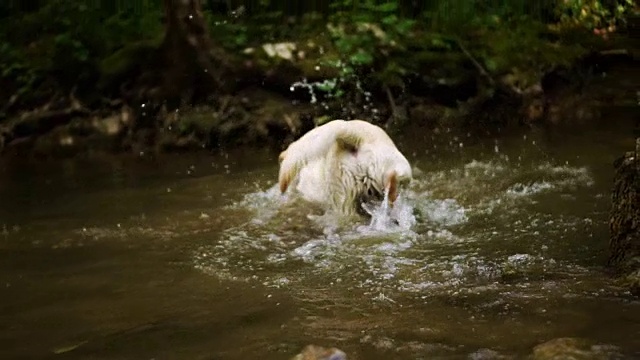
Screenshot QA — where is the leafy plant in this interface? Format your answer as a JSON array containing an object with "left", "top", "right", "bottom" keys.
[
  {"left": 327, "top": 0, "right": 415, "bottom": 85},
  {"left": 0, "top": 43, "right": 39, "bottom": 98},
  {"left": 556, "top": 0, "right": 636, "bottom": 32},
  {"left": 288, "top": 0, "right": 419, "bottom": 109},
  {"left": 204, "top": 11, "right": 250, "bottom": 50},
  {"left": 0, "top": 0, "right": 165, "bottom": 100}
]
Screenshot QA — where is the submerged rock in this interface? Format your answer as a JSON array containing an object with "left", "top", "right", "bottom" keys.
[
  {"left": 532, "top": 337, "right": 624, "bottom": 360},
  {"left": 290, "top": 344, "right": 347, "bottom": 360},
  {"left": 469, "top": 348, "right": 514, "bottom": 359}
]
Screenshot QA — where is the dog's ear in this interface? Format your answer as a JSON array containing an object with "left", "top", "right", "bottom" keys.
[
  {"left": 278, "top": 152, "right": 298, "bottom": 193},
  {"left": 335, "top": 132, "right": 362, "bottom": 155},
  {"left": 336, "top": 137, "right": 358, "bottom": 154},
  {"left": 384, "top": 171, "right": 398, "bottom": 206},
  {"left": 277, "top": 151, "right": 291, "bottom": 192},
  {"left": 279, "top": 170, "right": 293, "bottom": 193},
  {"left": 278, "top": 120, "right": 347, "bottom": 194}
]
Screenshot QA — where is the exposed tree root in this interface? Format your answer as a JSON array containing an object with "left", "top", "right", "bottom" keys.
[{"left": 0, "top": 87, "right": 90, "bottom": 152}]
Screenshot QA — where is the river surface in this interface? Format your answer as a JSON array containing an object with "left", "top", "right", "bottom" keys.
[{"left": 1, "top": 116, "right": 639, "bottom": 359}]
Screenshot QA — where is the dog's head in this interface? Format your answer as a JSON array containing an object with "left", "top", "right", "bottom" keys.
[
  {"left": 334, "top": 121, "right": 412, "bottom": 208},
  {"left": 278, "top": 119, "right": 412, "bottom": 212}
]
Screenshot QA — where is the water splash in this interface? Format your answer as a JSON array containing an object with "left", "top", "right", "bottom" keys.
[
  {"left": 289, "top": 58, "right": 379, "bottom": 118},
  {"left": 290, "top": 78, "right": 338, "bottom": 104},
  {"left": 192, "top": 157, "right": 605, "bottom": 304},
  {"left": 362, "top": 187, "right": 394, "bottom": 231},
  {"left": 290, "top": 78, "right": 318, "bottom": 103}
]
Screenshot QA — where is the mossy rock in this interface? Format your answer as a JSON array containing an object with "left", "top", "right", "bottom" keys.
[
  {"left": 532, "top": 337, "right": 622, "bottom": 360},
  {"left": 171, "top": 108, "right": 222, "bottom": 136},
  {"left": 411, "top": 50, "right": 468, "bottom": 72},
  {"left": 297, "top": 56, "right": 342, "bottom": 81},
  {"left": 97, "top": 38, "right": 162, "bottom": 94},
  {"left": 609, "top": 150, "right": 640, "bottom": 296},
  {"left": 621, "top": 267, "right": 640, "bottom": 296},
  {"left": 246, "top": 37, "right": 342, "bottom": 87}
]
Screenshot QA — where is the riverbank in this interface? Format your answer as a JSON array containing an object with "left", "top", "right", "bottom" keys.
[
  {"left": 2, "top": 47, "right": 636, "bottom": 159},
  {"left": 0, "top": 4, "right": 638, "bottom": 158}
]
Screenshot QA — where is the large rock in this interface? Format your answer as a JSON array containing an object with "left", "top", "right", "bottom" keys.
[
  {"left": 608, "top": 138, "right": 640, "bottom": 295},
  {"left": 532, "top": 337, "right": 623, "bottom": 360},
  {"left": 290, "top": 344, "right": 346, "bottom": 360}
]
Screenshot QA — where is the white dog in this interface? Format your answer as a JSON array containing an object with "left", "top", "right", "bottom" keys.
[{"left": 278, "top": 119, "right": 412, "bottom": 216}]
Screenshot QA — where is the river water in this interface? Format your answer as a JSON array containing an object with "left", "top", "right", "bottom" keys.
[{"left": 1, "top": 116, "right": 639, "bottom": 359}]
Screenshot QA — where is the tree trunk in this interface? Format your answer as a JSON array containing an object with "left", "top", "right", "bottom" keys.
[
  {"left": 121, "top": 0, "right": 232, "bottom": 150},
  {"left": 156, "top": 0, "right": 230, "bottom": 106}
]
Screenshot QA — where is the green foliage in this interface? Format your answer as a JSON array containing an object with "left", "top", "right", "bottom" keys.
[
  {"left": 0, "top": 42, "right": 39, "bottom": 99},
  {"left": 556, "top": 0, "right": 636, "bottom": 30},
  {"left": 192, "top": 0, "right": 636, "bottom": 109},
  {"left": 0, "top": 0, "right": 163, "bottom": 102},
  {"left": 417, "top": 0, "right": 558, "bottom": 32},
  {"left": 282, "top": 0, "right": 419, "bottom": 104},
  {"left": 204, "top": 1, "right": 328, "bottom": 51},
  {"left": 102, "top": 7, "right": 164, "bottom": 50},
  {"left": 204, "top": 12, "right": 250, "bottom": 50},
  {"left": 468, "top": 16, "right": 587, "bottom": 88},
  {"left": 1, "top": 0, "right": 637, "bottom": 118},
  {"left": 327, "top": 0, "right": 415, "bottom": 87},
  {"left": 205, "top": 6, "right": 329, "bottom": 51}
]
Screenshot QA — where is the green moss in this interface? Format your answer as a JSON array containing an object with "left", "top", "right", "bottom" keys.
[
  {"left": 173, "top": 109, "right": 222, "bottom": 136},
  {"left": 411, "top": 50, "right": 467, "bottom": 69},
  {"left": 467, "top": 19, "right": 588, "bottom": 86},
  {"left": 298, "top": 57, "right": 342, "bottom": 80},
  {"left": 97, "top": 38, "right": 162, "bottom": 92}
]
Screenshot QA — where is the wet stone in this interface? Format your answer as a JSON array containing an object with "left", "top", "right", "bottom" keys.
[
  {"left": 469, "top": 348, "right": 515, "bottom": 359},
  {"left": 290, "top": 344, "right": 347, "bottom": 360},
  {"left": 532, "top": 338, "right": 624, "bottom": 360}
]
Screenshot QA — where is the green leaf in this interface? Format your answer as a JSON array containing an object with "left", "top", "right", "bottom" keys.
[
  {"left": 484, "top": 58, "right": 498, "bottom": 73},
  {"left": 315, "top": 79, "right": 337, "bottom": 92},
  {"left": 353, "top": 13, "right": 374, "bottom": 23},
  {"left": 234, "top": 33, "right": 247, "bottom": 46},
  {"left": 430, "top": 37, "right": 449, "bottom": 48},
  {"left": 382, "top": 14, "right": 398, "bottom": 25},
  {"left": 77, "top": 49, "right": 89, "bottom": 62},
  {"left": 396, "top": 19, "right": 415, "bottom": 33},
  {"left": 349, "top": 51, "right": 374, "bottom": 65},
  {"left": 340, "top": 65, "right": 355, "bottom": 76},
  {"left": 375, "top": 2, "right": 398, "bottom": 13},
  {"left": 334, "top": 37, "right": 354, "bottom": 53}
]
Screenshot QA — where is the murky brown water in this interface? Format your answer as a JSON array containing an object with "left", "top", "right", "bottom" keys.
[{"left": 1, "top": 116, "right": 639, "bottom": 359}]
